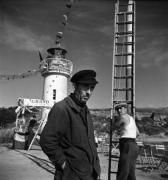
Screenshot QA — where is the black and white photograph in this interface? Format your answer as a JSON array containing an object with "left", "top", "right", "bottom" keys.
[{"left": 0, "top": 0, "right": 168, "bottom": 180}]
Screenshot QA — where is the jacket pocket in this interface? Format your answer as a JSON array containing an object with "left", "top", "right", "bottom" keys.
[{"left": 62, "top": 162, "right": 80, "bottom": 180}]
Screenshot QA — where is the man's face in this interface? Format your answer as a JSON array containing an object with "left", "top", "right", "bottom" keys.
[
  {"left": 116, "top": 106, "right": 127, "bottom": 115},
  {"left": 74, "top": 83, "right": 96, "bottom": 104}
]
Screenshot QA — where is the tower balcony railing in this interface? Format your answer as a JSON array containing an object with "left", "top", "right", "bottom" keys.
[{"left": 40, "top": 57, "right": 73, "bottom": 77}]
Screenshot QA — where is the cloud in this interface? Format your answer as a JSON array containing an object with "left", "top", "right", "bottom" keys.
[
  {"left": 95, "top": 25, "right": 113, "bottom": 37},
  {"left": 0, "top": 20, "right": 52, "bottom": 52},
  {"left": 137, "top": 49, "right": 168, "bottom": 68},
  {"left": 69, "top": 0, "right": 113, "bottom": 36},
  {"left": 136, "top": 29, "right": 168, "bottom": 68}
]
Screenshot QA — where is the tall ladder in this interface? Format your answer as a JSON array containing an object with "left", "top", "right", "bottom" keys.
[{"left": 108, "top": 0, "right": 136, "bottom": 179}]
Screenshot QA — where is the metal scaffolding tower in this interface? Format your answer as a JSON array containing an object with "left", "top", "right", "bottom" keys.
[{"left": 108, "top": 0, "right": 136, "bottom": 179}]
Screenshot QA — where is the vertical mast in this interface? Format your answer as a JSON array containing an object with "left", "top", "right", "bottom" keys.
[{"left": 108, "top": 0, "right": 136, "bottom": 179}]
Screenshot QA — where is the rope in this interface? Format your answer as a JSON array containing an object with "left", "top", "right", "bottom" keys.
[
  {"left": 0, "top": 69, "right": 40, "bottom": 80},
  {"left": 55, "top": 0, "right": 75, "bottom": 47}
]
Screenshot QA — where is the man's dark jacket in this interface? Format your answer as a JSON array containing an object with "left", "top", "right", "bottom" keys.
[{"left": 40, "top": 95, "right": 101, "bottom": 179}]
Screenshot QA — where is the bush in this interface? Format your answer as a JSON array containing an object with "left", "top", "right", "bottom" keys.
[
  {"left": 0, "top": 107, "right": 16, "bottom": 127},
  {"left": 0, "top": 127, "right": 15, "bottom": 143}
]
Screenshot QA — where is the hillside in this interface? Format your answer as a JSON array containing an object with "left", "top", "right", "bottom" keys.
[
  {"left": 90, "top": 108, "right": 168, "bottom": 136},
  {"left": 0, "top": 106, "right": 168, "bottom": 137}
]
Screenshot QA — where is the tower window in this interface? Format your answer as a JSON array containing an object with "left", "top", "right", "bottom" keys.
[{"left": 53, "top": 89, "right": 56, "bottom": 100}]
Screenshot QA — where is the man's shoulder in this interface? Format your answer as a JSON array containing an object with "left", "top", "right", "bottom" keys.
[
  {"left": 121, "top": 114, "right": 130, "bottom": 124},
  {"left": 52, "top": 96, "right": 70, "bottom": 109}
]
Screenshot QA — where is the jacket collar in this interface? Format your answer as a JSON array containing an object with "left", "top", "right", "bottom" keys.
[{"left": 65, "top": 95, "right": 88, "bottom": 113}]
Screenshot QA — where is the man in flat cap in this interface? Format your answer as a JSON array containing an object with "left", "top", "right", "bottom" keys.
[
  {"left": 40, "top": 70, "right": 101, "bottom": 180},
  {"left": 114, "top": 103, "right": 140, "bottom": 180}
]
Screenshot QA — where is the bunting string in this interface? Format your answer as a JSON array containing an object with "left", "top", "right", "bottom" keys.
[{"left": 0, "top": 69, "right": 40, "bottom": 80}]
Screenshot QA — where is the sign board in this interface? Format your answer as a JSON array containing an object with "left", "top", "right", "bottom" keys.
[{"left": 18, "top": 98, "right": 51, "bottom": 107}]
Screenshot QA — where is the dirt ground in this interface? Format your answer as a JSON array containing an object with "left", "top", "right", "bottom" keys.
[{"left": 0, "top": 144, "right": 168, "bottom": 180}]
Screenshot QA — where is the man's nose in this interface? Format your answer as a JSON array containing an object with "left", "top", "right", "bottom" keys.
[{"left": 86, "top": 88, "right": 92, "bottom": 94}]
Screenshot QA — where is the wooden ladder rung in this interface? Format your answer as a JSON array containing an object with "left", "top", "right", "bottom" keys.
[
  {"left": 115, "top": 53, "right": 133, "bottom": 56},
  {"left": 117, "top": 11, "right": 134, "bottom": 15},
  {"left": 114, "top": 88, "right": 133, "bottom": 91},
  {"left": 117, "top": 3, "right": 135, "bottom": 7},
  {"left": 115, "top": 64, "right": 132, "bottom": 67},
  {"left": 114, "top": 76, "right": 133, "bottom": 79},
  {"left": 115, "top": 42, "right": 134, "bottom": 46},
  {"left": 113, "top": 100, "right": 133, "bottom": 104},
  {"left": 116, "top": 21, "right": 134, "bottom": 25},
  {"left": 116, "top": 31, "right": 133, "bottom": 35}
]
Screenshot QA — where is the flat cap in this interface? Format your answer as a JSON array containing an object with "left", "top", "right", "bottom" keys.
[
  {"left": 115, "top": 103, "right": 128, "bottom": 110},
  {"left": 70, "top": 70, "right": 98, "bottom": 85}
]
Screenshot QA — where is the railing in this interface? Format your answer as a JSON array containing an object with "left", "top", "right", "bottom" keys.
[
  {"left": 97, "top": 142, "right": 120, "bottom": 157},
  {"left": 137, "top": 142, "right": 168, "bottom": 172},
  {"left": 40, "top": 57, "right": 73, "bottom": 76}
]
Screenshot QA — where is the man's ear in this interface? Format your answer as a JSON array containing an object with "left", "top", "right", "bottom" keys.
[
  {"left": 72, "top": 83, "right": 77, "bottom": 90},
  {"left": 73, "top": 83, "right": 80, "bottom": 92}
]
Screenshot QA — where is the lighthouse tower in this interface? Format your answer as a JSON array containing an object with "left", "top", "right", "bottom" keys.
[{"left": 39, "top": 46, "right": 73, "bottom": 130}]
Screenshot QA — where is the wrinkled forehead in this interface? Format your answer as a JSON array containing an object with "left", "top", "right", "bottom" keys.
[
  {"left": 74, "top": 82, "right": 96, "bottom": 88},
  {"left": 116, "top": 106, "right": 127, "bottom": 111},
  {"left": 81, "top": 83, "right": 96, "bottom": 88}
]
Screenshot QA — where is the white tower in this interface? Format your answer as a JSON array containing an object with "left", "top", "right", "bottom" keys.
[{"left": 39, "top": 46, "right": 73, "bottom": 130}]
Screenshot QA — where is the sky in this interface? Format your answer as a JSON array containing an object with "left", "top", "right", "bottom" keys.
[{"left": 0, "top": 0, "right": 168, "bottom": 109}]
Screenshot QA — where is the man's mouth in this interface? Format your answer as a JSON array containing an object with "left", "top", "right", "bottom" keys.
[{"left": 82, "top": 96, "right": 89, "bottom": 101}]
